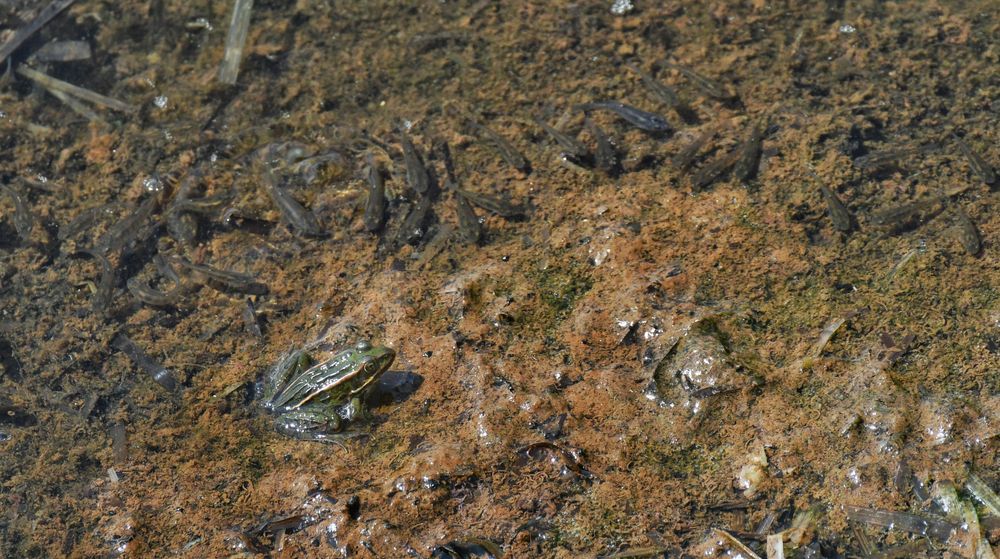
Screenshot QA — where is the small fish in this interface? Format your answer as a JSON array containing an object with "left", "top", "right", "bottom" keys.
[
  {"left": 171, "top": 193, "right": 231, "bottom": 214},
  {"left": 466, "top": 119, "right": 530, "bottom": 173},
  {"left": 624, "top": 61, "right": 699, "bottom": 123},
  {"left": 585, "top": 119, "right": 617, "bottom": 174},
  {"left": 690, "top": 147, "right": 741, "bottom": 190},
  {"left": 953, "top": 208, "right": 982, "bottom": 256},
  {"left": 435, "top": 139, "right": 484, "bottom": 245},
  {"left": 953, "top": 136, "right": 997, "bottom": 186},
  {"left": 672, "top": 127, "right": 715, "bottom": 173},
  {"left": 59, "top": 202, "right": 124, "bottom": 242},
  {"left": 288, "top": 151, "right": 346, "bottom": 184},
  {"left": 395, "top": 194, "right": 435, "bottom": 247},
  {"left": 262, "top": 168, "right": 323, "bottom": 236},
  {"left": 662, "top": 61, "right": 738, "bottom": 102},
  {"left": 853, "top": 144, "right": 939, "bottom": 170},
  {"left": 363, "top": 153, "right": 387, "bottom": 233},
  {"left": 574, "top": 101, "right": 672, "bottom": 133},
  {"left": 532, "top": 116, "right": 589, "bottom": 158},
  {"left": 96, "top": 196, "right": 158, "bottom": 255},
  {"left": 174, "top": 257, "right": 268, "bottom": 295},
  {"left": 80, "top": 248, "right": 115, "bottom": 313},
  {"left": 166, "top": 210, "right": 198, "bottom": 245},
  {"left": 455, "top": 188, "right": 526, "bottom": 218},
  {"left": 127, "top": 256, "right": 181, "bottom": 307},
  {"left": 732, "top": 123, "right": 765, "bottom": 181},
  {"left": 167, "top": 191, "right": 232, "bottom": 245},
  {"left": 435, "top": 139, "right": 459, "bottom": 184},
  {"left": 241, "top": 298, "right": 263, "bottom": 339},
  {"left": 446, "top": 103, "right": 530, "bottom": 173},
  {"left": 0, "top": 182, "right": 34, "bottom": 242},
  {"left": 454, "top": 191, "right": 481, "bottom": 245},
  {"left": 126, "top": 278, "right": 180, "bottom": 307},
  {"left": 399, "top": 126, "right": 430, "bottom": 194},
  {"left": 870, "top": 196, "right": 946, "bottom": 233},
  {"left": 153, "top": 254, "right": 181, "bottom": 285},
  {"left": 110, "top": 333, "right": 178, "bottom": 392},
  {"left": 818, "top": 183, "right": 854, "bottom": 232}
]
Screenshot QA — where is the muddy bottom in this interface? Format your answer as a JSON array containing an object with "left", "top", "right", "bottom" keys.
[{"left": 0, "top": 0, "right": 998, "bottom": 557}]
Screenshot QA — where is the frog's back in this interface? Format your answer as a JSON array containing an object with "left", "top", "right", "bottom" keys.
[{"left": 269, "top": 349, "right": 359, "bottom": 409}]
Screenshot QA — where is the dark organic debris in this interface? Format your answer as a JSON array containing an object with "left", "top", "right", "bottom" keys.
[
  {"left": 239, "top": 514, "right": 311, "bottom": 554},
  {"left": 517, "top": 441, "right": 594, "bottom": 481},
  {"left": 0, "top": 395, "right": 37, "bottom": 427},
  {"left": 431, "top": 537, "right": 503, "bottom": 559},
  {"left": 1, "top": 182, "right": 35, "bottom": 242}
]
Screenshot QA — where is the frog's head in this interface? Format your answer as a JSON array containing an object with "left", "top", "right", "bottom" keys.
[{"left": 348, "top": 340, "right": 396, "bottom": 393}]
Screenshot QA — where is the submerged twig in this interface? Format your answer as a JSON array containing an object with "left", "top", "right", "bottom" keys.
[
  {"left": 885, "top": 246, "right": 923, "bottom": 284},
  {"left": 17, "top": 65, "right": 135, "bottom": 113},
  {"left": 0, "top": 0, "right": 76, "bottom": 64},
  {"left": 869, "top": 540, "right": 930, "bottom": 559},
  {"left": 600, "top": 546, "right": 670, "bottom": 559},
  {"left": 33, "top": 40, "right": 91, "bottom": 62},
  {"left": 966, "top": 473, "right": 1000, "bottom": 517},
  {"left": 801, "top": 314, "right": 850, "bottom": 367},
  {"left": 844, "top": 506, "right": 958, "bottom": 542},
  {"left": 218, "top": 0, "right": 254, "bottom": 85},
  {"left": 46, "top": 86, "right": 103, "bottom": 122},
  {"left": 706, "top": 529, "right": 763, "bottom": 559},
  {"left": 110, "top": 422, "right": 128, "bottom": 464},
  {"left": 765, "top": 534, "right": 783, "bottom": 559}
]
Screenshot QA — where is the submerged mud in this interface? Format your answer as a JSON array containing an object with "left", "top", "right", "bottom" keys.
[{"left": 0, "top": 0, "right": 997, "bottom": 557}]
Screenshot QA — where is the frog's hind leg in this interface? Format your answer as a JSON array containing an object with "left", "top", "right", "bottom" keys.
[
  {"left": 262, "top": 349, "right": 314, "bottom": 404},
  {"left": 274, "top": 407, "right": 341, "bottom": 440}
]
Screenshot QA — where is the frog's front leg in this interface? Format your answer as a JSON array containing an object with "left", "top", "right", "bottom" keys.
[
  {"left": 274, "top": 405, "right": 342, "bottom": 441},
  {"left": 341, "top": 396, "right": 370, "bottom": 423}
]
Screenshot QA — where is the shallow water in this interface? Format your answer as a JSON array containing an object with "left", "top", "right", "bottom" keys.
[{"left": 0, "top": 1, "right": 997, "bottom": 557}]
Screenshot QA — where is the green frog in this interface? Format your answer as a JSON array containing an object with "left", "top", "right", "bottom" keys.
[{"left": 262, "top": 340, "right": 395, "bottom": 441}]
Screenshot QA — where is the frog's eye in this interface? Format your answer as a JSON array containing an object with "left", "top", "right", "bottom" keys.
[
  {"left": 364, "top": 361, "right": 378, "bottom": 374},
  {"left": 355, "top": 340, "right": 371, "bottom": 351}
]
